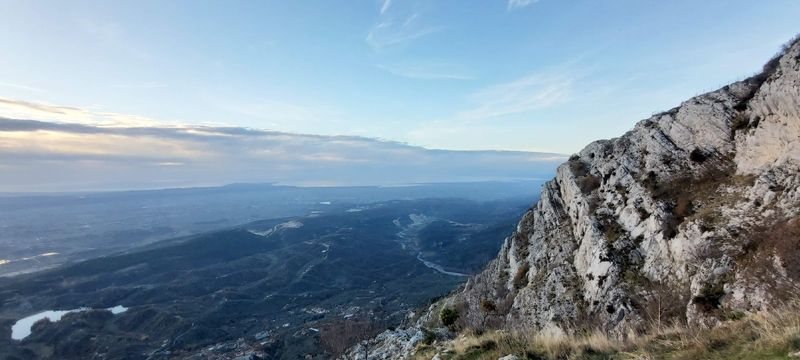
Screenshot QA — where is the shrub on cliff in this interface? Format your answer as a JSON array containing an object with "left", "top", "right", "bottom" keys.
[{"left": 440, "top": 307, "right": 459, "bottom": 328}]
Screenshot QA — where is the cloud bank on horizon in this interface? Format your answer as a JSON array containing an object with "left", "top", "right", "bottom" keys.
[{"left": 0, "top": 98, "right": 566, "bottom": 192}]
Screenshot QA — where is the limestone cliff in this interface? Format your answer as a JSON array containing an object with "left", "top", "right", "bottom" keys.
[{"left": 347, "top": 35, "right": 800, "bottom": 359}]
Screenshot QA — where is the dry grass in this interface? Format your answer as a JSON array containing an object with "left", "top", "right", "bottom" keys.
[{"left": 410, "top": 303, "right": 800, "bottom": 360}]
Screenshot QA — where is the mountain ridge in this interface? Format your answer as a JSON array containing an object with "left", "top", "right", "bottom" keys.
[{"left": 353, "top": 34, "right": 800, "bottom": 359}]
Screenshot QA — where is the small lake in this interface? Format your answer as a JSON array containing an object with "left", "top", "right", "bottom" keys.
[{"left": 11, "top": 305, "right": 128, "bottom": 340}]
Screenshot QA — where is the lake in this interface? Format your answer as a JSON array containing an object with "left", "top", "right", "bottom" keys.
[{"left": 11, "top": 305, "right": 128, "bottom": 340}]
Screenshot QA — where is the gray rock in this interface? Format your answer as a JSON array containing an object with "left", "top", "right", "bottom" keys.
[
  {"left": 358, "top": 35, "right": 800, "bottom": 359},
  {"left": 447, "top": 36, "right": 800, "bottom": 337}
]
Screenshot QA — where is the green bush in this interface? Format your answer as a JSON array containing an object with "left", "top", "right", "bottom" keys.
[
  {"left": 692, "top": 282, "right": 726, "bottom": 312},
  {"left": 440, "top": 307, "right": 459, "bottom": 327},
  {"left": 421, "top": 329, "right": 436, "bottom": 345},
  {"left": 790, "top": 335, "right": 800, "bottom": 351}
]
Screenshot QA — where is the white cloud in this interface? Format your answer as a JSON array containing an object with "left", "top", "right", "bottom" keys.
[{"left": 508, "top": 0, "right": 539, "bottom": 10}]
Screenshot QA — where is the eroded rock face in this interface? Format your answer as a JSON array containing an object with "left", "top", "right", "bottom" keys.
[
  {"left": 357, "top": 37, "right": 800, "bottom": 360},
  {"left": 451, "top": 38, "right": 800, "bottom": 337},
  {"left": 453, "top": 37, "right": 800, "bottom": 337}
]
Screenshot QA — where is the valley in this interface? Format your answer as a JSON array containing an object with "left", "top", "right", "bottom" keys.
[
  {"left": 0, "top": 196, "right": 531, "bottom": 359},
  {"left": 0, "top": 182, "right": 539, "bottom": 277}
]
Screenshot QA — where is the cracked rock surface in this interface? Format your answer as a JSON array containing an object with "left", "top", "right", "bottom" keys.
[{"left": 354, "top": 37, "right": 800, "bottom": 359}]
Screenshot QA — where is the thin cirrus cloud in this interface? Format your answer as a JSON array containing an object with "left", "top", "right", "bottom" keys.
[
  {"left": 508, "top": 0, "right": 539, "bottom": 10},
  {"left": 377, "top": 61, "right": 475, "bottom": 80},
  {"left": 197, "top": 91, "right": 340, "bottom": 134},
  {"left": 112, "top": 81, "right": 168, "bottom": 89},
  {"left": 0, "top": 82, "right": 44, "bottom": 93},
  {"left": 78, "top": 18, "right": 153, "bottom": 61},
  {"left": 379, "top": 0, "right": 393, "bottom": 14},
  {"left": 0, "top": 97, "right": 565, "bottom": 192},
  {"left": 458, "top": 70, "right": 574, "bottom": 120},
  {"left": 0, "top": 97, "right": 161, "bottom": 127},
  {"left": 366, "top": 13, "right": 442, "bottom": 50},
  {"left": 368, "top": 1, "right": 474, "bottom": 81}
]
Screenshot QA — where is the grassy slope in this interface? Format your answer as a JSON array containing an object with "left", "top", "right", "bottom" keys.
[{"left": 411, "top": 305, "right": 800, "bottom": 360}]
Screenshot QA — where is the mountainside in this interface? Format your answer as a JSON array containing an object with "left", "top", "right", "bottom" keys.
[{"left": 358, "top": 36, "right": 800, "bottom": 359}]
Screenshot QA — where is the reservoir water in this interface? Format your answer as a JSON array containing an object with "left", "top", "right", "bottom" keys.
[{"left": 11, "top": 305, "right": 128, "bottom": 340}]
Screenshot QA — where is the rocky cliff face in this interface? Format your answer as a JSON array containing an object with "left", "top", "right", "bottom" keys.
[
  {"left": 350, "top": 36, "right": 800, "bottom": 359},
  {"left": 454, "top": 36, "right": 800, "bottom": 336}
]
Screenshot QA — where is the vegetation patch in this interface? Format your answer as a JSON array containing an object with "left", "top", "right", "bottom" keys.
[
  {"left": 422, "top": 328, "right": 437, "bottom": 345},
  {"left": 514, "top": 232, "right": 531, "bottom": 260},
  {"left": 724, "top": 310, "right": 747, "bottom": 321},
  {"left": 749, "top": 217, "right": 800, "bottom": 279},
  {"left": 597, "top": 213, "right": 624, "bottom": 244},
  {"left": 692, "top": 282, "right": 726, "bottom": 312},
  {"left": 730, "top": 112, "right": 751, "bottom": 134},
  {"left": 640, "top": 279, "right": 691, "bottom": 329},
  {"left": 640, "top": 156, "right": 754, "bottom": 239},
  {"left": 441, "top": 307, "right": 460, "bottom": 328},
  {"left": 750, "top": 34, "right": 800, "bottom": 85},
  {"left": 737, "top": 216, "right": 800, "bottom": 300},
  {"left": 689, "top": 148, "right": 708, "bottom": 163},
  {"left": 413, "top": 303, "right": 800, "bottom": 360},
  {"left": 569, "top": 156, "right": 602, "bottom": 195},
  {"left": 476, "top": 299, "right": 499, "bottom": 329},
  {"left": 576, "top": 175, "right": 602, "bottom": 194},
  {"left": 513, "top": 263, "right": 531, "bottom": 289}
]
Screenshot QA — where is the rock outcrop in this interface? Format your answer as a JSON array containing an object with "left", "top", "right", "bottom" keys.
[
  {"left": 355, "top": 35, "right": 800, "bottom": 359},
  {"left": 456, "top": 35, "right": 800, "bottom": 336}
]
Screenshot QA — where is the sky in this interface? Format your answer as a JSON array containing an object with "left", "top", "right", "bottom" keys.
[{"left": 0, "top": 0, "right": 798, "bottom": 191}]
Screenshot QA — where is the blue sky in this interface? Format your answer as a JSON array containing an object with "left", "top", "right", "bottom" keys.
[{"left": 0, "top": 0, "right": 798, "bottom": 153}]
